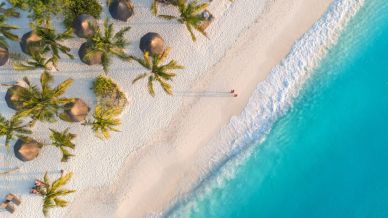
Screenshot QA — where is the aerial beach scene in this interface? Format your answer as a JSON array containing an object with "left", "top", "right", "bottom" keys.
[{"left": 0, "top": 0, "right": 387, "bottom": 217}]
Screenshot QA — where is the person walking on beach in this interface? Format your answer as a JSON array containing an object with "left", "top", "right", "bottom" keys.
[{"left": 230, "top": 89, "right": 238, "bottom": 97}]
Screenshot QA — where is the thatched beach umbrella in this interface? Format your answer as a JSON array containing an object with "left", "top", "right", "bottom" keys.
[
  {"left": 5, "top": 85, "right": 26, "bottom": 111},
  {"left": 109, "top": 0, "right": 134, "bottom": 22},
  {"left": 14, "top": 138, "right": 42, "bottom": 162},
  {"left": 0, "top": 45, "right": 9, "bottom": 66},
  {"left": 78, "top": 42, "right": 103, "bottom": 65},
  {"left": 139, "top": 32, "right": 165, "bottom": 56},
  {"left": 198, "top": 10, "right": 214, "bottom": 30},
  {"left": 63, "top": 98, "right": 90, "bottom": 122},
  {"left": 20, "top": 31, "right": 44, "bottom": 55},
  {"left": 73, "top": 14, "right": 97, "bottom": 38}
]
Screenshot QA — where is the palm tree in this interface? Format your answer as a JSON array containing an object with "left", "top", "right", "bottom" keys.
[
  {"left": 19, "top": 25, "right": 73, "bottom": 70},
  {"left": 62, "top": 0, "right": 102, "bottom": 29},
  {"left": 83, "top": 106, "right": 121, "bottom": 139},
  {"left": 8, "top": 0, "right": 63, "bottom": 26},
  {"left": 0, "top": 114, "right": 32, "bottom": 150},
  {"left": 14, "top": 72, "right": 74, "bottom": 125},
  {"left": 158, "top": 0, "right": 210, "bottom": 41},
  {"left": 0, "top": 2, "right": 19, "bottom": 47},
  {"left": 131, "top": 48, "right": 184, "bottom": 96},
  {"left": 34, "top": 25, "right": 74, "bottom": 68},
  {"left": 49, "top": 128, "right": 76, "bottom": 162},
  {"left": 33, "top": 171, "right": 75, "bottom": 217},
  {"left": 78, "top": 19, "right": 131, "bottom": 73},
  {"left": 13, "top": 52, "right": 53, "bottom": 71},
  {"left": 0, "top": 2, "right": 20, "bottom": 18},
  {"left": 0, "top": 3, "right": 19, "bottom": 66}
]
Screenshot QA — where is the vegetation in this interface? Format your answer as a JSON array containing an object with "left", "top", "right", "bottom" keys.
[
  {"left": 158, "top": 0, "right": 209, "bottom": 41},
  {"left": 14, "top": 53, "right": 53, "bottom": 71},
  {"left": 34, "top": 25, "right": 74, "bottom": 67},
  {"left": 7, "top": 0, "right": 63, "bottom": 25},
  {"left": 85, "top": 75, "right": 127, "bottom": 139},
  {"left": 0, "top": 114, "right": 32, "bottom": 150},
  {"left": 62, "top": 0, "right": 102, "bottom": 28},
  {"left": 8, "top": 0, "right": 102, "bottom": 28},
  {"left": 151, "top": 0, "right": 178, "bottom": 16},
  {"left": 92, "top": 75, "right": 128, "bottom": 111},
  {"left": 83, "top": 106, "right": 121, "bottom": 139},
  {"left": 16, "top": 25, "right": 73, "bottom": 71},
  {"left": 0, "top": 3, "right": 19, "bottom": 47},
  {"left": 80, "top": 19, "right": 131, "bottom": 73},
  {"left": 0, "top": 0, "right": 214, "bottom": 209},
  {"left": 34, "top": 171, "right": 75, "bottom": 216},
  {"left": 131, "top": 48, "right": 184, "bottom": 96},
  {"left": 49, "top": 128, "right": 76, "bottom": 162},
  {"left": 14, "top": 72, "right": 74, "bottom": 125}
]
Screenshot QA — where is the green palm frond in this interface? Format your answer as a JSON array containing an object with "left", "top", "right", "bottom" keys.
[
  {"left": 36, "top": 171, "right": 75, "bottom": 217},
  {"left": 113, "top": 26, "right": 131, "bottom": 48},
  {"left": 148, "top": 75, "right": 155, "bottom": 97},
  {"left": 151, "top": 0, "right": 180, "bottom": 16},
  {"left": 132, "top": 73, "right": 148, "bottom": 84},
  {"left": 0, "top": 114, "right": 31, "bottom": 150},
  {"left": 13, "top": 52, "right": 53, "bottom": 71},
  {"left": 49, "top": 128, "right": 76, "bottom": 162},
  {"left": 151, "top": 0, "right": 158, "bottom": 16},
  {"left": 32, "top": 25, "right": 74, "bottom": 69},
  {"left": 0, "top": 4, "right": 19, "bottom": 44},
  {"left": 62, "top": 0, "right": 102, "bottom": 28},
  {"left": 0, "top": 3, "right": 20, "bottom": 18},
  {"left": 185, "top": 23, "right": 196, "bottom": 41},
  {"left": 83, "top": 106, "right": 121, "bottom": 139},
  {"left": 53, "top": 78, "right": 73, "bottom": 97},
  {"left": 132, "top": 49, "right": 184, "bottom": 97},
  {"left": 87, "top": 75, "right": 127, "bottom": 139},
  {"left": 192, "top": 2, "right": 208, "bottom": 14},
  {"left": 14, "top": 72, "right": 74, "bottom": 124},
  {"left": 157, "top": 14, "right": 177, "bottom": 20},
  {"left": 158, "top": 0, "right": 210, "bottom": 41},
  {"left": 8, "top": 0, "right": 65, "bottom": 25},
  {"left": 85, "top": 19, "right": 132, "bottom": 73}
]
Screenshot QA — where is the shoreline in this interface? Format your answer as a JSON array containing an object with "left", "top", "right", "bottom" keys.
[
  {"left": 66, "top": 0, "right": 336, "bottom": 217},
  {"left": 0, "top": 0, "right": 365, "bottom": 217},
  {"left": 166, "top": 0, "right": 364, "bottom": 216}
]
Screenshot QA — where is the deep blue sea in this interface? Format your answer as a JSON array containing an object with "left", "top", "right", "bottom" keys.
[{"left": 170, "top": 0, "right": 388, "bottom": 217}]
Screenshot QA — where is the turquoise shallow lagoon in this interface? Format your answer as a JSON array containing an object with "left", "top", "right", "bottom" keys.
[{"left": 171, "top": 0, "right": 388, "bottom": 217}]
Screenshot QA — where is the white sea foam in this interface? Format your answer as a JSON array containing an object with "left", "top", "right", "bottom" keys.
[{"left": 164, "top": 0, "right": 364, "bottom": 216}]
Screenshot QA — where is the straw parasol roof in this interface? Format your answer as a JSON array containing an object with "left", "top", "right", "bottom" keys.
[
  {"left": 139, "top": 32, "right": 165, "bottom": 56},
  {"left": 109, "top": 0, "right": 134, "bottom": 22},
  {"left": 14, "top": 138, "right": 42, "bottom": 162},
  {"left": 73, "top": 14, "right": 97, "bottom": 38},
  {"left": 63, "top": 98, "right": 90, "bottom": 122}
]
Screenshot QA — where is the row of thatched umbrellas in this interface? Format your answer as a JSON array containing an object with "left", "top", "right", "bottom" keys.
[
  {"left": 0, "top": 0, "right": 214, "bottom": 66},
  {"left": 1, "top": 0, "right": 170, "bottom": 162},
  {"left": 0, "top": 0, "right": 214, "bottom": 163},
  {"left": 0, "top": 0, "right": 216, "bottom": 215},
  {"left": 0, "top": 0, "right": 181, "bottom": 161}
]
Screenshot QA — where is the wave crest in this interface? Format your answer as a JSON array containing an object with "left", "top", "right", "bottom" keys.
[{"left": 164, "top": 0, "right": 364, "bottom": 217}]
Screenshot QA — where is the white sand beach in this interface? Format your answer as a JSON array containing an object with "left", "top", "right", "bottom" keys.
[{"left": 0, "top": 0, "right": 336, "bottom": 217}]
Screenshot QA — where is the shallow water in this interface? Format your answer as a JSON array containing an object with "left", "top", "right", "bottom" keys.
[{"left": 170, "top": 0, "right": 388, "bottom": 217}]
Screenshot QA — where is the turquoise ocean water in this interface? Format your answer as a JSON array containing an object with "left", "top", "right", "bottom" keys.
[{"left": 170, "top": 0, "right": 388, "bottom": 217}]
